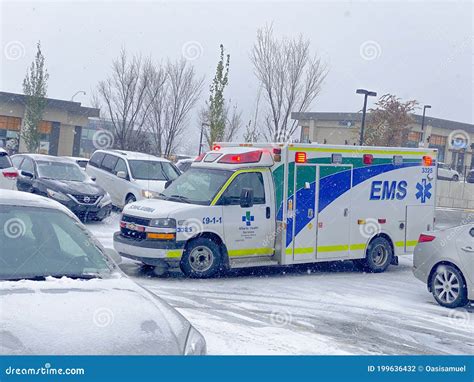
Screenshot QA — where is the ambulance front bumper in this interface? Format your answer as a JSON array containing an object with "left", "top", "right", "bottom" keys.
[{"left": 113, "top": 232, "right": 185, "bottom": 265}]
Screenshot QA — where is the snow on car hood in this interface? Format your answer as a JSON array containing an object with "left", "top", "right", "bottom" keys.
[
  {"left": 0, "top": 276, "right": 190, "bottom": 355},
  {"left": 133, "top": 179, "right": 167, "bottom": 193},
  {"left": 124, "top": 199, "right": 197, "bottom": 219}
]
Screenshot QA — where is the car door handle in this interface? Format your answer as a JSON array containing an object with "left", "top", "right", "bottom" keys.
[
  {"left": 461, "top": 246, "right": 474, "bottom": 253},
  {"left": 266, "top": 206, "right": 271, "bottom": 219}
]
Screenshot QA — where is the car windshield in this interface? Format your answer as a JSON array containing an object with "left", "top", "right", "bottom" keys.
[
  {"left": 160, "top": 167, "right": 232, "bottom": 205},
  {"left": 128, "top": 160, "right": 180, "bottom": 181},
  {"left": 0, "top": 206, "right": 114, "bottom": 281},
  {"left": 37, "top": 161, "right": 86, "bottom": 182}
]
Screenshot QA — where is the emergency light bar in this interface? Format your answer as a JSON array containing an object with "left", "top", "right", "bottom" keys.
[{"left": 218, "top": 150, "right": 262, "bottom": 164}]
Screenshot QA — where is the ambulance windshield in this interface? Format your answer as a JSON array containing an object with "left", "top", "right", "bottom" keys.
[{"left": 160, "top": 167, "right": 232, "bottom": 205}]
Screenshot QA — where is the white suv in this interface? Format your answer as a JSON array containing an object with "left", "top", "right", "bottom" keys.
[
  {"left": 437, "top": 162, "right": 460, "bottom": 181},
  {"left": 0, "top": 149, "right": 18, "bottom": 190},
  {"left": 86, "top": 150, "right": 180, "bottom": 208}
]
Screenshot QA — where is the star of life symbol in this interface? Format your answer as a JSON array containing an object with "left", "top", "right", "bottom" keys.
[
  {"left": 242, "top": 211, "right": 254, "bottom": 226},
  {"left": 416, "top": 179, "right": 432, "bottom": 203}
]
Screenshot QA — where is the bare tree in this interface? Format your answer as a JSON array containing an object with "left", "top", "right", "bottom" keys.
[
  {"left": 251, "top": 25, "right": 327, "bottom": 142},
  {"left": 244, "top": 87, "right": 263, "bottom": 142},
  {"left": 97, "top": 49, "right": 160, "bottom": 151},
  {"left": 358, "top": 94, "right": 418, "bottom": 147},
  {"left": 146, "top": 59, "right": 204, "bottom": 157}
]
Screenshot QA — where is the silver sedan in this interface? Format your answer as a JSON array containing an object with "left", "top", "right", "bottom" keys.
[
  {"left": 0, "top": 191, "right": 206, "bottom": 355},
  {"left": 413, "top": 224, "right": 474, "bottom": 308}
]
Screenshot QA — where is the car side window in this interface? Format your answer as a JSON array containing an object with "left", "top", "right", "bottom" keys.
[
  {"left": 21, "top": 158, "right": 35, "bottom": 174},
  {"left": 11, "top": 156, "right": 23, "bottom": 169},
  {"left": 101, "top": 154, "right": 118, "bottom": 173},
  {"left": 89, "top": 152, "right": 105, "bottom": 168},
  {"left": 219, "top": 172, "right": 265, "bottom": 205},
  {"left": 113, "top": 158, "right": 128, "bottom": 177}
]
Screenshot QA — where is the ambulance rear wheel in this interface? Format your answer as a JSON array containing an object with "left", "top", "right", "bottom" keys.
[
  {"left": 362, "top": 237, "right": 393, "bottom": 273},
  {"left": 180, "top": 237, "right": 222, "bottom": 278}
]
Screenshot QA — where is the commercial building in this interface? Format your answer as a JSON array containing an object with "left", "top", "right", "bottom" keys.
[
  {"left": 293, "top": 112, "right": 474, "bottom": 173},
  {"left": 0, "top": 91, "right": 99, "bottom": 156}
]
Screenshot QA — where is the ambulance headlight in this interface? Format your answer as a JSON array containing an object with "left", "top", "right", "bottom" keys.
[{"left": 149, "top": 218, "right": 176, "bottom": 228}]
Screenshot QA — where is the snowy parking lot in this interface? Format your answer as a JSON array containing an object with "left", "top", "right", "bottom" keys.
[{"left": 88, "top": 208, "right": 473, "bottom": 355}]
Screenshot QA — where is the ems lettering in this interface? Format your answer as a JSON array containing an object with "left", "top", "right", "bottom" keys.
[{"left": 370, "top": 180, "right": 407, "bottom": 200}]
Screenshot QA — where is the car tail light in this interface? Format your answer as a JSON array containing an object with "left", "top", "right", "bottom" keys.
[
  {"left": 194, "top": 153, "right": 206, "bottom": 162},
  {"left": 2, "top": 170, "right": 18, "bottom": 180},
  {"left": 418, "top": 234, "right": 436, "bottom": 243},
  {"left": 218, "top": 150, "right": 262, "bottom": 164}
]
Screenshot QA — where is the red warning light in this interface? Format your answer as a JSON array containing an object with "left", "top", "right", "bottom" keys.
[
  {"left": 363, "top": 154, "right": 373, "bottom": 165},
  {"left": 295, "top": 152, "right": 307, "bottom": 164}
]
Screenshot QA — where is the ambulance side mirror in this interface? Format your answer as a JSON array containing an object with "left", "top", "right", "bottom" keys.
[{"left": 240, "top": 188, "right": 254, "bottom": 208}]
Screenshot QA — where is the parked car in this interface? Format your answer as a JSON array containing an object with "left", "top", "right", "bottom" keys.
[
  {"left": 176, "top": 158, "right": 194, "bottom": 173},
  {"left": 0, "top": 148, "right": 17, "bottom": 190},
  {"left": 11, "top": 154, "right": 112, "bottom": 221},
  {"left": 437, "top": 162, "right": 460, "bottom": 181},
  {"left": 86, "top": 150, "right": 180, "bottom": 208},
  {"left": 0, "top": 190, "right": 206, "bottom": 355},
  {"left": 413, "top": 224, "right": 474, "bottom": 308},
  {"left": 466, "top": 169, "right": 474, "bottom": 184},
  {"left": 64, "top": 156, "right": 89, "bottom": 170}
]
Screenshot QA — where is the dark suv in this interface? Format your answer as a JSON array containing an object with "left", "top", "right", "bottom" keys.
[{"left": 11, "top": 154, "right": 112, "bottom": 221}]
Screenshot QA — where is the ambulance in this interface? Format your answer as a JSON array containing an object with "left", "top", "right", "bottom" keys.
[{"left": 113, "top": 143, "right": 438, "bottom": 278}]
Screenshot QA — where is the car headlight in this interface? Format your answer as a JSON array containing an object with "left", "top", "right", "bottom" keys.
[
  {"left": 46, "top": 189, "right": 70, "bottom": 202},
  {"left": 184, "top": 326, "right": 206, "bottom": 355},
  {"left": 142, "top": 190, "right": 160, "bottom": 199},
  {"left": 149, "top": 218, "right": 176, "bottom": 228}
]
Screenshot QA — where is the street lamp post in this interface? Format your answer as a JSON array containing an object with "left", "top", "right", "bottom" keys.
[
  {"left": 199, "top": 123, "right": 209, "bottom": 155},
  {"left": 420, "top": 105, "right": 432, "bottom": 147},
  {"left": 356, "top": 89, "right": 377, "bottom": 145},
  {"left": 71, "top": 90, "right": 86, "bottom": 101}
]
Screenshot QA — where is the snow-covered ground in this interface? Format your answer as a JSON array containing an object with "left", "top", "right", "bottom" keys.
[{"left": 87, "top": 209, "right": 473, "bottom": 355}]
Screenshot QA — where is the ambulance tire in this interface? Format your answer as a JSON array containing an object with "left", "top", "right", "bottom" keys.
[
  {"left": 180, "top": 237, "right": 222, "bottom": 278},
  {"left": 361, "top": 237, "right": 393, "bottom": 273}
]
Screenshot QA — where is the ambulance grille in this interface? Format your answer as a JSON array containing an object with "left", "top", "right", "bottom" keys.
[{"left": 121, "top": 214, "right": 151, "bottom": 227}]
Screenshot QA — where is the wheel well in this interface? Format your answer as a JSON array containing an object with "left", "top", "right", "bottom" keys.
[
  {"left": 125, "top": 193, "right": 136, "bottom": 203},
  {"left": 367, "top": 233, "right": 394, "bottom": 254},
  {"left": 427, "top": 261, "right": 466, "bottom": 292},
  {"left": 185, "top": 232, "right": 229, "bottom": 268}
]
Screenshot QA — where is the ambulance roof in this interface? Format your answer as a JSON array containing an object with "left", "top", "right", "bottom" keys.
[{"left": 191, "top": 146, "right": 275, "bottom": 170}]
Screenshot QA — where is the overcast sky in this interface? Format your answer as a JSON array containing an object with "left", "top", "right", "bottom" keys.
[{"left": 0, "top": 0, "right": 472, "bottom": 150}]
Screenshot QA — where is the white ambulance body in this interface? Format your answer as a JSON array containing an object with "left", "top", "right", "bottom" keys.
[{"left": 113, "top": 143, "right": 437, "bottom": 277}]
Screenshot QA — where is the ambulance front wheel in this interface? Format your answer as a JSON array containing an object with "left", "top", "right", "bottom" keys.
[
  {"left": 180, "top": 237, "right": 223, "bottom": 278},
  {"left": 359, "top": 237, "right": 393, "bottom": 273}
]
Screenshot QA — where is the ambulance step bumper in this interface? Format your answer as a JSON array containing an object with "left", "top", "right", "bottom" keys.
[{"left": 229, "top": 256, "right": 280, "bottom": 269}]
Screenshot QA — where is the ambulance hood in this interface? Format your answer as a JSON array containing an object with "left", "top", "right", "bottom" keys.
[{"left": 123, "top": 198, "right": 200, "bottom": 219}]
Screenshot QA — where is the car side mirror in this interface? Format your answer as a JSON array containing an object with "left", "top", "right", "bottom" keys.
[
  {"left": 165, "top": 180, "right": 173, "bottom": 189},
  {"left": 104, "top": 247, "right": 122, "bottom": 265},
  {"left": 240, "top": 188, "right": 254, "bottom": 208},
  {"left": 117, "top": 171, "right": 127, "bottom": 180},
  {"left": 91, "top": 177, "right": 97, "bottom": 182},
  {"left": 21, "top": 170, "right": 34, "bottom": 179}
]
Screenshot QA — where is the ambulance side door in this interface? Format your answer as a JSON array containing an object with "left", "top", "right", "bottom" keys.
[{"left": 217, "top": 170, "right": 275, "bottom": 257}]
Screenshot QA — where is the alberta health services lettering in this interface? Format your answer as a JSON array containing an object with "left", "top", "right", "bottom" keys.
[{"left": 239, "top": 211, "right": 258, "bottom": 240}]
